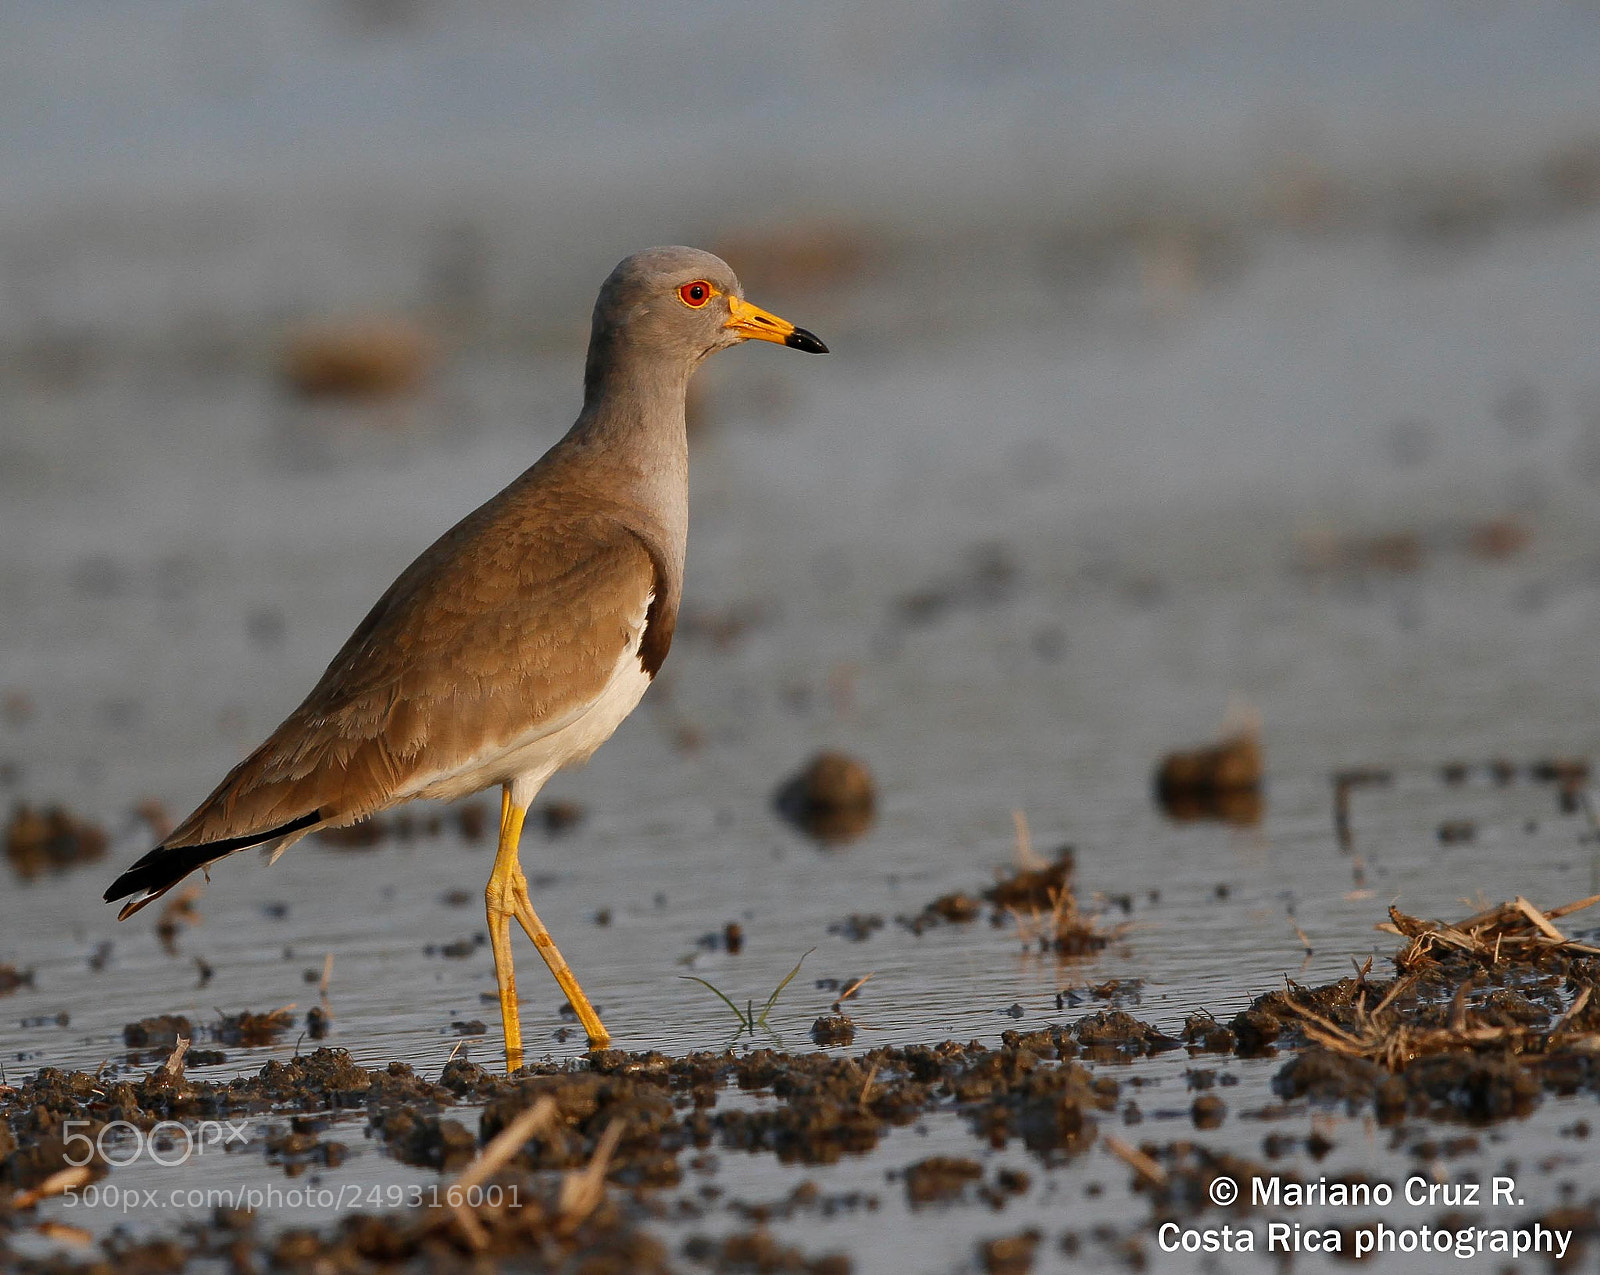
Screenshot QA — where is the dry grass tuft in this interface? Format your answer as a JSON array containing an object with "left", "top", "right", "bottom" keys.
[
  {"left": 429, "top": 1096, "right": 628, "bottom": 1251},
  {"left": 1273, "top": 894, "right": 1600, "bottom": 1071},
  {"left": 441, "top": 1097, "right": 556, "bottom": 1249},
  {"left": 1008, "top": 880, "right": 1129, "bottom": 958},
  {"left": 1379, "top": 893, "right": 1600, "bottom": 970}
]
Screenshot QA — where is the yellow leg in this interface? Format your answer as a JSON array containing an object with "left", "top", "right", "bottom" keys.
[
  {"left": 487, "top": 786, "right": 610, "bottom": 1071},
  {"left": 487, "top": 789, "right": 526, "bottom": 1072}
]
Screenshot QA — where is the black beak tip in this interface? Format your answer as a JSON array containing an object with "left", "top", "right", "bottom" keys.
[{"left": 785, "top": 327, "right": 829, "bottom": 355}]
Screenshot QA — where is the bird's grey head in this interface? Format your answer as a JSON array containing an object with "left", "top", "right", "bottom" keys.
[{"left": 585, "top": 246, "right": 826, "bottom": 399}]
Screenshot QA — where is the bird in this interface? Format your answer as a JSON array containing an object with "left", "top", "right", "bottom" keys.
[{"left": 104, "top": 246, "right": 828, "bottom": 1068}]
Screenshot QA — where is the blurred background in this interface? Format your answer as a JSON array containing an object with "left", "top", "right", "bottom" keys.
[
  {"left": 9, "top": 3, "right": 1600, "bottom": 1266},
  {"left": 7, "top": 0, "right": 1600, "bottom": 1139}
]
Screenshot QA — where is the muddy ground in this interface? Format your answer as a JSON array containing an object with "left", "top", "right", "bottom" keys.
[{"left": 6, "top": 857, "right": 1600, "bottom": 1273}]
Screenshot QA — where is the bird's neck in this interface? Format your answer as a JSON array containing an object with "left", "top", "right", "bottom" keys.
[
  {"left": 563, "top": 346, "right": 692, "bottom": 563},
  {"left": 579, "top": 333, "right": 694, "bottom": 421}
]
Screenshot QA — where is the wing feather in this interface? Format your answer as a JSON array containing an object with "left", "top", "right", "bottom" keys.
[{"left": 161, "top": 485, "right": 661, "bottom": 849}]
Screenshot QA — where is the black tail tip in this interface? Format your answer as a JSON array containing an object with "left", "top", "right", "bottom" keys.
[
  {"left": 104, "top": 851, "right": 166, "bottom": 904},
  {"left": 104, "top": 810, "right": 323, "bottom": 916}
]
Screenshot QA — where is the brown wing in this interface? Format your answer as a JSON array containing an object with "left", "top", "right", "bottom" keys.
[{"left": 161, "top": 491, "right": 659, "bottom": 849}]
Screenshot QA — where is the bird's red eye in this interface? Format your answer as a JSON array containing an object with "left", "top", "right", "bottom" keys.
[{"left": 678, "top": 280, "right": 713, "bottom": 308}]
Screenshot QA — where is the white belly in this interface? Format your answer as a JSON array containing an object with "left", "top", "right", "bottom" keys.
[
  {"left": 404, "top": 594, "right": 656, "bottom": 808},
  {"left": 411, "top": 652, "right": 653, "bottom": 807}
]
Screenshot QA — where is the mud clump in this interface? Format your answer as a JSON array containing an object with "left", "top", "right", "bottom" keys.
[
  {"left": 913, "top": 892, "right": 983, "bottom": 929},
  {"left": 1297, "top": 527, "right": 1424, "bottom": 574},
  {"left": 123, "top": 1014, "right": 193, "bottom": 1050},
  {"left": 267, "top": 1186, "right": 674, "bottom": 1272},
  {"left": 1181, "top": 1014, "right": 1236, "bottom": 1054},
  {"left": 827, "top": 913, "right": 884, "bottom": 942},
  {"left": 281, "top": 315, "right": 433, "bottom": 400},
  {"left": 1228, "top": 1003, "right": 1288, "bottom": 1057},
  {"left": 1136, "top": 1143, "right": 1274, "bottom": 1223},
  {"left": 718, "top": 1052, "right": 900, "bottom": 1166},
  {"left": 984, "top": 846, "right": 1075, "bottom": 911},
  {"left": 811, "top": 1015, "right": 856, "bottom": 1046},
  {"left": 215, "top": 1006, "right": 296, "bottom": 1047},
  {"left": 959, "top": 1048, "right": 1114, "bottom": 1159},
  {"left": 774, "top": 752, "right": 876, "bottom": 844},
  {"left": 481, "top": 1070, "right": 683, "bottom": 1188},
  {"left": 374, "top": 1106, "right": 478, "bottom": 1171},
  {"left": 683, "top": 1225, "right": 852, "bottom": 1274},
  {"left": 5, "top": 802, "right": 108, "bottom": 877},
  {"left": 1073, "top": 1011, "right": 1182, "bottom": 1058},
  {"left": 694, "top": 922, "right": 745, "bottom": 954},
  {"left": 539, "top": 799, "right": 587, "bottom": 836},
  {"left": 1466, "top": 515, "right": 1532, "bottom": 560},
  {"left": 904, "top": 848, "right": 1073, "bottom": 933},
  {"left": 1529, "top": 756, "right": 1590, "bottom": 812},
  {"left": 903, "top": 1155, "right": 982, "bottom": 1205},
  {"left": 1154, "top": 726, "right": 1263, "bottom": 825},
  {"left": 1402, "top": 1052, "right": 1542, "bottom": 1122},
  {"left": 1190, "top": 1094, "right": 1227, "bottom": 1129},
  {"left": 979, "top": 1229, "right": 1042, "bottom": 1274},
  {"left": 904, "top": 846, "right": 1123, "bottom": 955},
  {"left": 1275, "top": 1045, "right": 1542, "bottom": 1124},
  {"left": 455, "top": 799, "right": 489, "bottom": 842},
  {"left": 265, "top": 1117, "right": 349, "bottom": 1171},
  {"left": 1046, "top": 917, "right": 1117, "bottom": 958},
  {"left": 1274, "top": 1048, "right": 1393, "bottom": 1109},
  {"left": 1059, "top": 978, "right": 1142, "bottom": 1009},
  {"left": 3, "top": 1127, "right": 108, "bottom": 1191}
]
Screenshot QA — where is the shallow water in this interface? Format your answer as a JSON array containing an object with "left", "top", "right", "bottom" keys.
[{"left": 6, "top": 191, "right": 1600, "bottom": 1269}]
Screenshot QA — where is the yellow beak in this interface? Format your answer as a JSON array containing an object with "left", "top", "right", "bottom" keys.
[{"left": 724, "top": 296, "right": 829, "bottom": 354}]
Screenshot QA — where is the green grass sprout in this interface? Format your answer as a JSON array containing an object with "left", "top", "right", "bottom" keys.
[{"left": 681, "top": 947, "right": 815, "bottom": 1035}]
